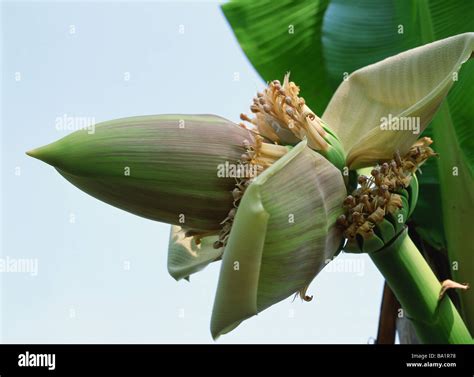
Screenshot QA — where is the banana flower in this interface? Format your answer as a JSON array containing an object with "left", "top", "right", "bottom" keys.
[{"left": 28, "top": 33, "right": 474, "bottom": 341}]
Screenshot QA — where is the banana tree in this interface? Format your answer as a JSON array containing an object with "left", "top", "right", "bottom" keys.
[
  {"left": 27, "top": 30, "right": 473, "bottom": 342},
  {"left": 222, "top": 0, "right": 474, "bottom": 340}
]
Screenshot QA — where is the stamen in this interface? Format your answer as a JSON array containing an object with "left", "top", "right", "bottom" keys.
[{"left": 239, "top": 73, "right": 331, "bottom": 151}]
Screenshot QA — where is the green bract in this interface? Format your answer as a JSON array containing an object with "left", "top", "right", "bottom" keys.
[
  {"left": 211, "top": 140, "right": 346, "bottom": 338},
  {"left": 168, "top": 226, "right": 223, "bottom": 281},
  {"left": 28, "top": 114, "right": 255, "bottom": 232},
  {"left": 322, "top": 33, "right": 474, "bottom": 169}
]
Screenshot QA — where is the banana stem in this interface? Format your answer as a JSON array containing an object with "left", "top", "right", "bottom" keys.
[{"left": 369, "top": 229, "right": 473, "bottom": 344}]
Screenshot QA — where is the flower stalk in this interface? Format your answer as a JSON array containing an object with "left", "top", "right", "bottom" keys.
[{"left": 370, "top": 229, "right": 473, "bottom": 344}]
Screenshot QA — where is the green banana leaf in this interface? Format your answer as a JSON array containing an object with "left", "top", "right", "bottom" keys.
[{"left": 222, "top": 0, "right": 474, "bottom": 334}]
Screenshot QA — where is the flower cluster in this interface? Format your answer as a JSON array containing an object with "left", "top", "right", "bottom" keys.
[
  {"left": 337, "top": 137, "right": 436, "bottom": 242},
  {"left": 214, "top": 135, "right": 288, "bottom": 249}
]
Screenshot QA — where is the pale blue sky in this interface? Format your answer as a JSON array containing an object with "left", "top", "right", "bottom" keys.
[{"left": 1, "top": 0, "right": 384, "bottom": 343}]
